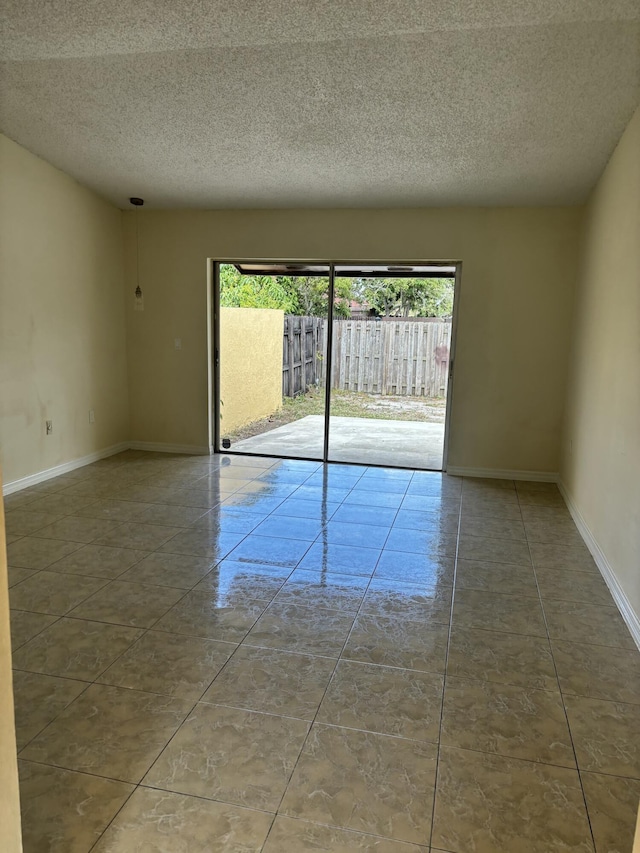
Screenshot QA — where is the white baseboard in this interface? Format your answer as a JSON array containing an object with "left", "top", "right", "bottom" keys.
[
  {"left": 2, "top": 442, "right": 130, "bottom": 496},
  {"left": 559, "top": 481, "right": 640, "bottom": 651},
  {"left": 446, "top": 466, "right": 558, "bottom": 482},
  {"left": 128, "top": 441, "right": 211, "bottom": 456}
]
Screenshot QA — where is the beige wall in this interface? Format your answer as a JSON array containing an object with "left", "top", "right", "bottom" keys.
[
  {"left": 124, "top": 206, "right": 581, "bottom": 472},
  {"left": 0, "top": 467, "right": 22, "bottom": 852},
  {"left": 0, "top": 134, "right": 129, "bottom": 486},
  {"left": 219, "top": 307, "right": 284, "bottom": 433},
  {"left": 561, "top": 107, "right": 640, "bottom": 624}
]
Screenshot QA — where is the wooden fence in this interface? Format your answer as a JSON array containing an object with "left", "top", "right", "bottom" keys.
[
  {"left": 282, "top": 316, "right": 451, "bottom": 398},
  {"left": 282, "top": 315, "right": 325, "bottom": 397},
  {"left": 332, "top": 319, "right": 451, "bottom": 397}
]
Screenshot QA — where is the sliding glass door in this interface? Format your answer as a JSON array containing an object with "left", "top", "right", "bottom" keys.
[{"left": 214, "top": 261, "right": 457, "bottom": 471}]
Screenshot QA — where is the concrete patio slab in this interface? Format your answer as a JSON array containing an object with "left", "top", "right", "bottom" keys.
[{"left": 230, "top": 415, "right": 444, "bottom": 470}]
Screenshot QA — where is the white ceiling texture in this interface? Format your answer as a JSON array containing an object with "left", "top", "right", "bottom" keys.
[{"left": 0, "top": 1, "right": 638, "bottom": 208}]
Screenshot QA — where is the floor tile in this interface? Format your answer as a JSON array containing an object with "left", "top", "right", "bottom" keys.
[
  {"left": 7, "top": 565, "right": 38, "bottom": 587},
  {"left": 400, "top": 494, "right": 460, "bottom": 514},
  {"left": 459, "top": 515, "right": 527, "bottom": 541},
  {"left": 447, "top": 626, "right": 558, "bottom": 691},
  {"left": 6, "top": 536, "right": 81, "bottom": 569},
  {"left": 95, "top": 522, "right": 184, "bottom": 550},
  {"left": 452, "top": 588, "right": 547, "bottom": 637},
  {"left": 324, "top": 520, "right": 391, "bottom": 549},
  {"left": 69, "top": 580, "right": 185, "bottom": 628},
  {"left": 12, "top": 670, "right": 88, "bottom": 750},
  {"left": 98, "top": 630, "right": 235, "bottom": 699},
  {"left": 543, "top": 600, "right": 637, "bottom": 649},
  {"left": 193, "top": 560, "right": 289, "bottom": 602},
  {"left": 352, "top": 477, "right": 409, "bottom": 494},
  {"left": 201, "top": 644, "right": 335, "bottom": 719},
  {"left": 144, "top": 702, "right": 309, "bottom": 810},
  {"left": 458, "top": 535, "right": 531, "bottom": 565},
  {"left": 384, "top": 528, "right": 457, "bottom": 556},
  {"left": 517, "top": 488, "right": 565, "bottom": 508},
  {"left": 524, "top": 518, "right": 586, "bottom": 546},
  {"left": 280, "top": 723, "right": 436, "bottom": 845},
  {"left": 72, "top": 498, "right": 154, "bottom": 521},
  {"left": 441, "top": 677, "right": 575, "bottom": 766},
  {"left": 459, "top": 498, "right": 522, "bottom": 521},
  {"left": 220, "top": 493, "right": 287, "bottom": 515},
  {"left": 154, "top": 590, "right": 266, "bottom": 642},
  {"left": 25, "top": 494, "right": 99, "bottom": 515},
  {"left": 529, "top": 541, "right": 598, "bottom": 572},
  {"left": 455, "top": 558, "right": 538, "bottom": 597},
  {"left": 133, "top": 503, "right": 209, "bottom": 527},
  {"left": 552, "top": 640, "right": 640, "bottom": 704},
  {"left": 244, "top": 602, "right": 355, "bottom": 656},
  {"left": 226, "top": 534, "right": 311, "bottom": 567},
  {"left": 263, "top": 817, "right": 429, "bottom": 852},
  {"left": 535, "top": 567, "right": 614, "bottom": 606},
  {"left": 192, "top": 507, "right": 266, "bottom": 533},
  {"left": 342, "top": 615, "right": 449, "bottom": 673},
  {"left": 155, "top": 529, "right": 244, "bottom": 561},
  {"left": 317, "top": 660, "right": 443, "bottom": 741},
  {"left": 21, "top": 684, "right": 191, "bottom": 783},
  {"left": 432, "top": 747, "right": 594, "bottom": 853},
  {"left": 5, "top": 509, "right": 65, "bottom": 536},
  {"left": 296, "top": 485, "right": 352, "bottom": 503},
  {"left": 18, "top": 760, "right": 133, "bottom": 853},
  {"left": 333, "top": 504, "right": 398, "bottom": 527},
  {"left": 360, "top": 577, "right": 452, "bottom": 624},
  {"left": 581, "top": 771, "right": 640, "bottom": 853},
  {"left": 272, "top": 498, "right": 340, "bottom": 520},
  {"left": 11, "top": 617, "right": 143, "bottom": 680},
  {"left": 92, "top": 787, "right": 273, "bottom": 853},
  {"left": 119, "top": 551, "right": 215, "bottom": 588},
  {"left": 373, "top": 552, "right": 454, "bottom": 586},
  {"left": 33, "top": 515, "right": 120, "bottom": 543},
  {"left": 9, "top": 609, "right": 58, "bottom": 651},
  {"left": 10, "top": 570, "right": 107, "bottom": 615},
  {"left": 48, "top": 544, "right": 148, "bottom": 578},
  {"left": 346, "top": 490, "right": 404, "bottom": 509},
  {"left": 252, "top": 515, "right": 324, "bottom": 541},
  {"left": 273, "top": 569, "right": 369, "bottom": 612},
  {"left": 564, "top": 694, "right": 640, "bottom": 778},
  {"left": 299, "top": 542, "right": 381, "bottom": 575},
  {"left": 392, "top": 508, "right": 459, "bottom": 534}
]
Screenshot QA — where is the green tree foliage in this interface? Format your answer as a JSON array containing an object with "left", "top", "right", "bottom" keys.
[
  {"left": 342, "top": 277, "right": 454, "bottom": 318},
  {"left": 219, "top": 265, "right": 453, "bottom": 318},
  {"left": 219, "top": 265, "right": 351, "bottom": 317}
]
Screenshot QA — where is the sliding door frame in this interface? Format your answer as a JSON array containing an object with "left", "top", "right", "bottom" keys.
[{"left": 210, "top": 258, "right": 461, "bottom": 472}]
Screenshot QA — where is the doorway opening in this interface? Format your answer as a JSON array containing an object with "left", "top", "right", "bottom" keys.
[{"left": 212, "top": 261, "right": 460, "bottom": 471}]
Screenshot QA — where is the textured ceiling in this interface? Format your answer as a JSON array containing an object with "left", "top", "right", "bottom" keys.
[{"left": 1, "top": 1, "right": 639, "bottom": 208}]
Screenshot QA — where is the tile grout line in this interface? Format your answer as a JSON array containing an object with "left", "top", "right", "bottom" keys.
[
  {"left": 517, "top": 487, "right": 599, "bottom": 853},
  {"left": 426, "top": 475, "right": 464, "bottom": 851},
  {"left": 258, "top": 464, "right": 416, "bottom": 851}
]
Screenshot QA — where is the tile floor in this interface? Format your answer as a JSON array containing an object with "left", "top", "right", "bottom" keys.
[{"left": 4, "top": 450, "right": 640, "bottom": 852}]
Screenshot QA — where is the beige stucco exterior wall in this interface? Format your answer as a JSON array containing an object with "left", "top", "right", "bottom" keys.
[
  {"left": 0, "top": 467, "right": 22, "bottom": 852},
  {"left": 0, "top": 134, "right": 129, "bottom": 487},
  {"left": 219, "top": 307, "right": 284, "bottom": 434},
  {"left": 124, "top": 206, "right": 581, "bottom": 473},
  {"left": 561, "top": 107, "right": 640, "bottom": 626}
]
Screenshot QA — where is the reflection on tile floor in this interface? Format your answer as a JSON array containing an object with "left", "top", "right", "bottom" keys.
[{"left": 5, "top": 450, "right": 640, "bottom": 852}]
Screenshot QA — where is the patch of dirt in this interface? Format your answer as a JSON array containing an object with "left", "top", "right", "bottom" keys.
[{"left": 222, "top": 389, "right": 446, "bottom": 444}]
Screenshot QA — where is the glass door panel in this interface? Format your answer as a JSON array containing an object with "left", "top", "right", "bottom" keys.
[
  {"left": 327, "top": 265, "right": 456, "bottom": 469},
  {"left": 217, "top": 262, "right": 330, "bottom": 461}
]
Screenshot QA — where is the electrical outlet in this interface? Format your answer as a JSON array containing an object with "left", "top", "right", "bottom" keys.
[
  {"left": 46, "top": 420, "right": 53, "bottom": 435},
  {"left": 174, "top": 338, "right": 182, "bottom": 350},
  {"left": 89, "top": 409, "right": 95, "bottom": 424}
]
